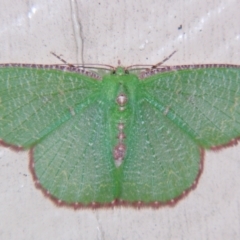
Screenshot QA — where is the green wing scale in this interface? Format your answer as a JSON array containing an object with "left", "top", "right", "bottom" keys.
[{"left": 0, "top": 63, "right": 240, "bottom": 208}]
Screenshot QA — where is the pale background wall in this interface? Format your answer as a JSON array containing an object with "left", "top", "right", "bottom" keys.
[{"left": 0, "top": 0, "right": 240, "bottom": 239}]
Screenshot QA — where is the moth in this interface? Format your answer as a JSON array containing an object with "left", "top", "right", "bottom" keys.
[{"left": 1, "top": 61, "right": 240, "bottom": 208}]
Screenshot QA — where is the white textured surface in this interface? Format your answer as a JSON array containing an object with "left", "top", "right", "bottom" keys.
[{"left": 0, "top": 0, "right": 240, "bottom": 239}]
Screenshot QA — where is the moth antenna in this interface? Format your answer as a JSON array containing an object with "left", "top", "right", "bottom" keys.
[
  {"left": 126, "top": 50, "right": 177, "bottom": 71},
  {"left": 51, "top": 52, "right": 75, "bottom": 67},
  {"left": 51, "top": 52, "right": 115, "bottom": 71},
  {"left": 151, "top": 50, "right": 177, "bottom": 69}
]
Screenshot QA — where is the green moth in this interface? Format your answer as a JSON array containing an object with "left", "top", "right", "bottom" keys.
[{"left": 0, "top": 63, "right": 240, "bottom": 208}]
